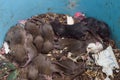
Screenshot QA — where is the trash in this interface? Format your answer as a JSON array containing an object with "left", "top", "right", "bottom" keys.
[
  {"left": 3, "top": 42, "right": 10, "bottom": 54},
  {"left": 93, "top": 46, "right": 119, "bottom": 80},
  {"left": 74, "top": 12, "right": 85, "bottom": 21},
  {"left": 66, "top": 15, "right": 74, "bottom": 25},
  {"left": 74, "top": 12, "right": 85, "bottom": 18}
]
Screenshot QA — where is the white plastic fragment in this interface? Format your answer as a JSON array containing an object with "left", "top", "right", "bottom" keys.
[
  {"left": 93, "top": 45, "right": 119, "bottom": 80},
  {"left": 66, "top": 15, "right": 74, "bottom": 25},
  {"left": 3, "top": 42, "right": 10, "bottom": 54}
]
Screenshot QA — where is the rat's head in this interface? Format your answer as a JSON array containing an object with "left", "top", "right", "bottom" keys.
[
  {"left": 50, "top": 21, "right": 66, "bottom": 36},
  {"left": 86, "top": 43, "right": 96, "bottom": 54},
  {"left": 86, "top": 42, "right": 103, "bottom": 54}
]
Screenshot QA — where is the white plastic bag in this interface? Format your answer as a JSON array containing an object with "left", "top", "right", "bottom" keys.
[{"left": 94, "top": 46, "right": 119, "bottom": 80}]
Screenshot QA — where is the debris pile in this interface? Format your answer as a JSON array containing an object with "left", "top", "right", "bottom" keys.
[{"left": 0, "top": 12, "right": 120, "bottom": 80}]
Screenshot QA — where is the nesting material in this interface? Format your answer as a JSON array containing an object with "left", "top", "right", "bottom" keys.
[
  {"left": 66, "top": 15, "right": 74, "bottom": 25},
  {"left": 94, "top": 46, "right": 119, "bottom": 80},
  {"left": 3, "top": 42, "right": 10, "bottom": 54},
  {"left": 1, "top": 12, "right": 120, "bottom": 80}
]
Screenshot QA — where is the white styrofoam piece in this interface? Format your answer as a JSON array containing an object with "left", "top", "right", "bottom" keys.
[
  {"left": 67, "top": 15, "right": 74, "bottom": 25},
  {"left": 3, "top": 42, "right": 10, "bottom": 54}
]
